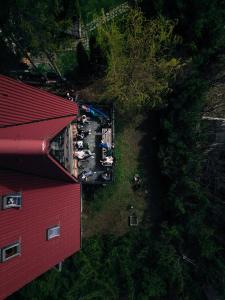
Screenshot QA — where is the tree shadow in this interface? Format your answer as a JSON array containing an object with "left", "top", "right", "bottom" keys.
[{"left": 136, "top": 110, "right": 164, "bottom": 227}]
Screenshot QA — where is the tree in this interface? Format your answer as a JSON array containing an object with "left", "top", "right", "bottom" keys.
[
  {"left": 0, "top": 0, "right": 79, "bottom": 77},
  {"left": 133, "top": 0, "right": 225, "bottom": 60},
  {"left": 0, "top": 36, "right": 21, "bottom": 74},
  {"left": 97, "top": 8, "right": 181, "bottom": 112}
]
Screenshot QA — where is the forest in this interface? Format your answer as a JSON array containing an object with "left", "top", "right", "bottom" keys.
[{"left": 1, "top": 0, "right": 225, "bottom": 299}]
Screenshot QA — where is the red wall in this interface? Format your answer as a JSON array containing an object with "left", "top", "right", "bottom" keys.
[{"left": 0, "top": 170, "right": 81, "bottom": 299}]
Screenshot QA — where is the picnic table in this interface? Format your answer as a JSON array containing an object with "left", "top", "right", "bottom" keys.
[{"left": 102, "top": 128, "right": 112, "bottom": 160}]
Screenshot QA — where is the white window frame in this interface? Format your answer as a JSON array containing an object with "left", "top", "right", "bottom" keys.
[
  {"left": 47, "top": 225, "right": 60, "bottom": 240},
  {"left": 1, "top": 242, "right": 21, "bottom": 262},
  {"left": 1, "top": 193, "right": 22, "bottom": 209}
]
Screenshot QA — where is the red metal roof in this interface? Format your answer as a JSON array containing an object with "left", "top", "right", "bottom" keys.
[
  {"left": 0, "top": 116, "right": 76, "bottom": 182},
  {"left": 0, "top": 115, "right": 75, "bottom": 140},
  {"left": 0, "top": 75, "right": 78, "bottom": 127},
  {"left": 0, "top": 170, "right": 81, "bottom": 300}
]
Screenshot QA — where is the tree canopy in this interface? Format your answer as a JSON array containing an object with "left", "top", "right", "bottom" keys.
[
  {"left": 0, "top": 0, "right": 79, "bottom": 63},
  {"left": 131, "top": 0, "right": 225, "bottom": 60},
  {"left": 97, "top": 8, "right": 181, "bottom": 111}
]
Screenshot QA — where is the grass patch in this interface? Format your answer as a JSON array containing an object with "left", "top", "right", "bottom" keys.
[{"left": 83, "top": 115, "right": 147, "bottom": 237}]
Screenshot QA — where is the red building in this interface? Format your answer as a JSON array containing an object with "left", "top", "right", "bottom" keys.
[{"left": 0, "top": 75, "right": 81, "bottom": 299}]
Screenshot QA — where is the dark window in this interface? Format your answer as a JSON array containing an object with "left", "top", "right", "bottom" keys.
[
  {"left": 50, "top": 127, "right": 67, "bottom": 167},
  {"left": 1, "top": 193, "right": 22, "bottom": 209},
  {"left": 47, "top": 225, "right": 60, "bottom": 240},
  {"left": 1, "top": 242, "right": 21, "bottom": 262}
]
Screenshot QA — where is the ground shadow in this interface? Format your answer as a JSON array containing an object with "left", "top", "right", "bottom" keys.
[{"left": 136, "top": 110, "right": 164, "bottom": 227}]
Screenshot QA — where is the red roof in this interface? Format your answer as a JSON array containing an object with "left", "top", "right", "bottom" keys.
[
  {"left": 0, "top": 75, "right": 78, "bottom": 127},
  {"left": 0, "top": 170, "right": 80, "bottom": 300},
  {"left": 0, "top": 116, "right": 76, "bottom": 182},
  {"left": 0, "top": 115, "right": 75, "bottom": 140},
  {"left": 0, "top": 76, "right": 81, "bottom": 299}
]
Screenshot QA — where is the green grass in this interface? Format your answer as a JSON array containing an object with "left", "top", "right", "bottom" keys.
[{"left": 83, "top": 115, "right": 147, "bottom": 237}]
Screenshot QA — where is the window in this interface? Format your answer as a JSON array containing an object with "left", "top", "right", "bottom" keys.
[
  {"left": 47, "top": 225, "right": 60, "bottom": 240},
  {"left": 1, "top": 242, "right": 21, "bottom": 262},
  {"left": 1, "top": 193, "right": 22, "bottom": 209},
  {"left": 50, "top": 127, "right": 67, "bottom": 168}
]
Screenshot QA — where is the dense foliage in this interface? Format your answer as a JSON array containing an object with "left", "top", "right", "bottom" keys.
[
  {"left": 158, "top": 68, "right": 225, "bottom": 299},
  {"left": 130, "top": 0, "right": 225, "bottom": 60},
  {"left": 0, "top": 0, "right": 79, "bottom": 74},
  {"left": 97, "top": 9, "right": 181, "bottom": 111}
]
